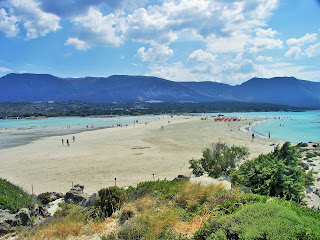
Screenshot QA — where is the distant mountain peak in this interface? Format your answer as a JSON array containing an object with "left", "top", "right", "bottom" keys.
[{"left": 0, "top": 73, "right": 319, "bottom": 107}]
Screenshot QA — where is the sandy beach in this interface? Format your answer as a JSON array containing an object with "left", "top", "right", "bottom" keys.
[{"left": 0, "top": 116, "right": 283, "bottom": 195}]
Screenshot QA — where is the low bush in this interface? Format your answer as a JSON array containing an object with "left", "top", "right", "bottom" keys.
[
  {"left": 96, "top": 187, "right": 127, "bottom": 218},
  {"left": 0, "top": 178, "right": 34, "bottom": 213},
  {"left": 194, "top": 202, "right": 320, "bottom": 240},
  {"left": 127, "top": 179, "right": 183, "bottom": 200}
]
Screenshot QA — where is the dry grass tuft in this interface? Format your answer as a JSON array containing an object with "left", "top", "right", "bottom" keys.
[
  {"left": 173, "top": 212, "right": 212, "bottom": 236},
  {"left": 176, "top": 181, "right": 227, "bottom": 208}
]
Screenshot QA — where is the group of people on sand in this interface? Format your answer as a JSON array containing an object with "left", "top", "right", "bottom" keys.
[{"left": 62, "top": 136, "right": 75, "bottom": 146}]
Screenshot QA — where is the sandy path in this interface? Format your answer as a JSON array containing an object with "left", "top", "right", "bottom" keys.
[{"left": 0, "top": 116, "right": 281, "bottom": 194}]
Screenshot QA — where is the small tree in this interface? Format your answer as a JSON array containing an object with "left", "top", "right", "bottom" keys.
[
  {"left": 189, "top": 141, "right": 249, "bottom": 178},
  {"left": 231, "top": 142, "right": 315, "bottom": 202}
]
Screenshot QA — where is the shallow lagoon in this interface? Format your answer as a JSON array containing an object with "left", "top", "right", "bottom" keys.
[
  {"left": 203, "top": 110, "right": 320, "bottom": 143},
  {"left": 0, "top": 115, "right": 182, "bottom": 149}
]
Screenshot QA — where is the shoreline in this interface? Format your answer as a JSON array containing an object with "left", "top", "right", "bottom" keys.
[
  {"left": 0, "top": 115, "right": 186, "bottom": 150},
  {"left": 0, "top": 116, "right": 282, "bottom": 195}
]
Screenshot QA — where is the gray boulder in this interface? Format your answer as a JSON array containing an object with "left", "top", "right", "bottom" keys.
[
  {"left": 0, "top": 210, "right": 19, "bottom": 235},
  {"left": 37, "top": 192, "right": 63, "bottom": 205},
  {"left": 0, "top": 209, "right": 31, "bottom": 235},
  {"left": 65, "top": 184, "right": 89, "bottom": 204},
  {"left": 15, "top": 208, "right": 31, "bottom": 226}
]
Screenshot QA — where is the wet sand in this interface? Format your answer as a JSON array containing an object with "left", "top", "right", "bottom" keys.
[{"left": 0, "top": 116, "right": 282, "bottom": 195}]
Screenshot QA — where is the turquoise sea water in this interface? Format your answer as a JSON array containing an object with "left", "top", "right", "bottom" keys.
[
  {"left": 203, "top": 111, "right": 320, "bottom": 143},
  {"left": 1, "top": 111, "right": 319, "bottom": 149},
  {"left": 0, "top": 115, "right": 182, "bottom": 149}
]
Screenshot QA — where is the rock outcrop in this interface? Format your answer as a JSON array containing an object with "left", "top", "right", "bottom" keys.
[
  {"left": 65, "top": 184, "right": 89, "bottom": 205},
  {"left": 37, "top": 192, "right": 63, "bottom": 205},
  {"left": 0, "top": 208, "right": 32, "bottom": 235}
]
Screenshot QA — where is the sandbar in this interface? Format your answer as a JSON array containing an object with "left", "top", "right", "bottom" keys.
[{"left": 0, "top": 116, "right": 282, "bottom": 195}]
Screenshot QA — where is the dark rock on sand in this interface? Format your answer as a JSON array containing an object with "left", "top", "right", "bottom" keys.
[
  {"left": 37, "top": 192, "right": 64, "bottom": 205},
  {"left": 65, "top": 184, "right": 89, "bottom": 204},
  {"left": 173, "top": 175, "right": 189, "bottom": 181}
]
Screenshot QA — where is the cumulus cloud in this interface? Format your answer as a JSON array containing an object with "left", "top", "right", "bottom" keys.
[
  {"left": 0, "top": 8, "right": 19, "bottom": 37},
  {"left": 305, "top": 42, "right": 320, "bottom": 57},
  {"left": 256, "top": 28, "right": 276, "bottom": 38},
  {"left": 124, "top": 0, "right": 279, "bottom": 47},
  {"left": 287, "top": 33, "right": 317, "bottom": 47},
  {"left": 147, "top": 62, "right": 216, "bottom": 82},
  {"left": 188, "top": 49, "right": 217, "bottom": 62},
  {"left": 285, "top": 46, "right": 301, "bottom": 59},
  {"left": 70, "top": 7, "right": 123, "bottom": 47},
  {"left": 65, "top": 37, "right": 91, "bottom": 51},
  {"left": 137, "top": 45, "right": 173, "bottom": 62},
  {"left": 0, "top": 0, "right": 61, "bottom": 39},
  {"left": 249, "top": 37, "right": 283, "bottom": 52}
]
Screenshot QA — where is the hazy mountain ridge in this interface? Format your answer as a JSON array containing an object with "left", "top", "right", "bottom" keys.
[{"left": 0, "top": 73, "right": 320, "bottom": 107}]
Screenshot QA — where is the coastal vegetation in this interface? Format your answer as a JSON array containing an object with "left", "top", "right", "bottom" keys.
[
  {"left": 0, "top": 178, "right": 35, "bottom": 214},
  {"left": 231, "top": 142, "right": 315, "bottom": 202},
  {"left": 189, "top": 142, "right": 249, "bottom": 178},
  {"left": 0, "top": 101, "right": 308, "bottom": 119},
  {"left": 1, "top": 143, "right": 319, "bottom": 239}
]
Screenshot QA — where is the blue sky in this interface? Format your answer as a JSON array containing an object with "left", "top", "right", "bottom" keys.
[{"left": 0, "top": 0, "right": 319, "bottom": 85}]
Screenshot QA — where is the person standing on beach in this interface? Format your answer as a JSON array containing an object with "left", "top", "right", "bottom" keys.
[
  {"left": 268, "top": 132, "right": 270, "bottom": 138},
  {"left": 62, "top": 138, "right": 64, "bottom": 145},
  {"left": 251, "top": 133, "right": 255, "bottom": 141},
  {"left": 67, "top": 139, "right": 70, "bottom": 146},
  {"left": 72, "top": 136, "right": 75, "bottom": 143}
]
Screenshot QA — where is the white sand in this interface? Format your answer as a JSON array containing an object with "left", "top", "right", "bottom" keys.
[{"left": 0, "top": 116, "right": 282, "bottom": 195}]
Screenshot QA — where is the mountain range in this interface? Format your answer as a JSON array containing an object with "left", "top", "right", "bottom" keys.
[{"left": 0, "top": 73, "right": 320, "bottom": 108}]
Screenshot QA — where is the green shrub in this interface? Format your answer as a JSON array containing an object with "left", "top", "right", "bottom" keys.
[
  {"left": 189, "top": 141, "right": 249, "bottom": 178},
  {"left": 0, "top": 178, "right": 34, "bottom": 213},
  {"left": 231, "top": 142, "right": 314, "bottom": 202},
  {"left": 96, "top": 187, "right": 127, "bottom": 218},
  {"left": 127, "top": 179, "right": 183, "bottom": 200},
  {"left": 194, "top": 202, "right": 320, "bottom": 240},
  {"left": 296, "top": 143, "right": 308, "bottom": 148}
]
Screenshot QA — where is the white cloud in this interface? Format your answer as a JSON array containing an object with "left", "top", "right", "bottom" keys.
[
  {"left": 0, "top": 8, "right": 19, "bottom": 37},
  {"left": 1, "top": 0, "right": 61, "bottom": 39},
  {"left": 0, "top": 66, "right": 12, "bottom": 72},
  {"left": 305, "top": 42, "right": 320, "bottom": 57},
  {"left": 124, "top": 0, "right": 280, "bottom": 47},
  {"left": 124, "top": 7, "right": 177, "bottom": 45},
  {"left": 256, "top": 28, "right": 276, "bottom": 38},
  {"left": 70, "top": 7, "right": 123, "bottom": 47},
  {"left": 137, "top": 45, "right": 173, "bottom": 62},
  {"left": 65, "top": 37, "right": 91, "bottom": 51},
  {"left": 207, "top": 35, "right": 247, "bottom": 53},
  {"left": 147, "top": 62, "right": 218, "bottom": 82},
  {"left": 285, "top": 46, "right": 301, "bottom": 59},
  {"left": 287, "top": 33, "right": 317, "bottom": 47},
  {"left": 188, "top": 49, "right": 217, "bottom": 62},
  {"left": 249, "top": 37, "right": 283, "bottom": 52},
  {"left": 256, "top": 55, "right": 273, "bottom": 62}
]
